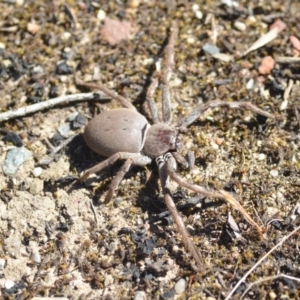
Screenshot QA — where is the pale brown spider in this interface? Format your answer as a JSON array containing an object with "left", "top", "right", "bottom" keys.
[{"left": 75, "top": 26, "right": 275, "bottom": 270}]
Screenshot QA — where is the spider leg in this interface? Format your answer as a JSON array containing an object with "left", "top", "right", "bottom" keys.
[
  {"left": 146, "top": 78, "right": 160, "bottom": 124},
  {"left": 176, "top": 99, "right": 275, "bottom": 128},
  {"left": 156, "top": 154, "right": 204, "bottom": 271},
  {"left": 104, "top": 159, "right": 132, "bottom": 203},
  {"left": 77, "top": 152, "right": 151, "bottom": 183},
  {"left": 160, "top": 25, "right": 178, "bottom": 124},
  {"left": 75, "top": 77, "right": 136, "bottom": 111},
  {"left": 164, "top": 153, "right": 262, "bottom": 233}
]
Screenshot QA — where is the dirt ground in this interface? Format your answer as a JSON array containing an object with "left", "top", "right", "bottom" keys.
[{"left": 1, "top": 1, "right": 300, "bottom": 299}]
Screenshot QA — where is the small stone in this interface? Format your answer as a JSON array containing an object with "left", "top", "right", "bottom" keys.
[
  {"left": 32, "top": 65, "right": 44, "bottom": 74},
  {"left": 290, "top": 35, "right": 300, "bottom": 51},
  {"left": 67, "top": 112, "right": 79, "bottom": 121},
  {"left": 27, "top": 22, "right": 40, "bottom": 34},
  {"left": 57, "top": 123, "right": 70, "bottom": 138},
  {"left": 0, "top": 42, "right": 5, "bottom": 49},
  {"left": 246, "top": 78, "right": 254, "bottom": 90},
  {"left": 203, "top": 43, "right": 220, "bottom": 56},
  {"left": 258, "top": 56, "right": 275, "bottom": 75},
  {"left": 2, "top": 147, "right": 31, "bottom": 176},
  {"left": 5, "top": 280, "right": 15, "bottom": 289},
  {"left": 258, "top": 153, "right": 266, "bottom": 161},
  {"left": 174, "top": 278, "right": 186, "bottom": 294},
  {"left": 129, "top": 0, "right": 140, "bottom": 8},
  {"left": 280, "top": 99, "right": 288, "bottom": 111},
  {"left": 270, "top": 169, "right": 278, "bottom": 177},
  {"left": 15, "top": 0, "right": 24, "bottom": 5},
  {"left": 29, "top": 178, "right": 44, "bottom": 195},
  {"left": 31, "top": 250, "right": 41, "bottom": 263},
  {"left": 133, "top": 291, "right": 146, "bottom": 300},
  {"left": 0, "top": 258, "right": 6, "bottom": 269},
  {"left": 33, "top": 167, "right": 43, "bottom": 177},
  {"left": 192, "top": 4, "right": 199, "bottom": 11},
  {"left": 104, "top": 274, "right": 114, "bottom": 287},
  {"left": 269, "top": 291, "right": 276, "bottom": 299},
  {"left": 234, "top": 20, "right": 246, "bottom": 31},
  {"left": 187, "top": 36, "right": 195, "bottom": 44},
  {"left": 61, "top": 31, "right": 72, "bottom": 41},
  {"left": 194, "top": 10, "right": 203, "bottom": 19}
]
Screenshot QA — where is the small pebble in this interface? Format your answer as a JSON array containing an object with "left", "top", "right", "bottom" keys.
[
  {"left": 5, "top": 280, "right": 15, "bottom": 290},
  {"left": 187, "top": 36, "right": 195, "bottom": 44},
  {"left": 234, "top": 20, "right": 246, "bottom": 31},
  {"left": 194, "top": 10, "right": 203, "bottom": 19},
  {"left": 104, "top": 274, "right": 114, "bottom": 287},
  {"left": 258, "top": 56, "right": 275, "bottom": 75},
  {"left": 0, "top": 258, "right": 6, "bottom": 269},
  {"left": 56, "top": 60, "right": 73, "bottom": 75},
  {"left": 58, "top": 123, "right": 70, "bottom": 138},
  {"left": 61, "top": 31, "right": 72, "bottom": 41},
  {"left": 129, "top": 0, "right": 140, "bottom": 8},
  {"left": 221, "top": 0, "right": 239, "bottom": 7},
  {"left": 270, "top": 169, "right": 278, "bottom": 177},
  {"left": 269, "top": 291, "right": 277, "bottom": 299},
  {"left": 133, "top": 291, "right": 146, "bottom": 300},
  {"left": 29, "top": 178, "right": 44, "bottom": 195},
  {"left": 67, "top": 112, "right": 79, "bottom": 122},
  {"left": 174, "top": 278, "right": 186, "bottom": 294},
  {"left": 0, "top": 42, "right": 6, "bottom": 49},
  {"left": 72, "top": 113, "right": 88, "bottom": 129},
  {"left": 203, "top": 43, "right": 220, "bottom": 56},
  {"left": 32, "top": 65, "right": 44, "bottom": 74},
  {"left": 15, "top": 0, "right": 24, "bottom": 5},
  {"left": 5, "top": 131, "right": 23, "bottom": 147},
  {"left": 27, "top": 22, "right": 40, "bottom": 34},
  {"left": 2, "top": 147, "right": 31, "bottom": 176},
  {"left": 290, "top": 35, "right": 300, "bottom": 51},
  {"left": 280, "top": 99, "right": 288, "bottom": 111},
  {"left": 31, "top": 250, "right": 41, "bottom": 263},
  {"left": 192, "top": 4, "right": 199, "bottom": 11},
  {"left": 258, "top": 153, "right": 266, "bottom": 160},
  {"left": 246, "top": 78, "right": 254, "bottom": 90}
]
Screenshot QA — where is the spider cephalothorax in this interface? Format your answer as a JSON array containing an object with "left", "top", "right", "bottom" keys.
[{"left": 143, "top": 123, "right": 180, "bottom": 157}]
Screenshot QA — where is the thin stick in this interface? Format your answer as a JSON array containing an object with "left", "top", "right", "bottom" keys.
[
  {"left": 75, "top": 77, "right": 136, "bottom": 111},
  {"left": 225, "top": 224, "right": 300, "bottom": 300},
  {"left": 0, "top": 92, "right": 109, "bottom": 122},
  {"left": 177, "top": 99, "right": 275, "bottom": 128},
  {"left": 241, "top": 273, "right": 300, "bottom": 299}
]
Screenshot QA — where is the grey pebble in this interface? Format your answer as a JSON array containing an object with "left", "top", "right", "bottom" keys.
[
  {"left": 2, "top": 147, "right": 31, "bottom": 176},
  {"left": 174, "top": 278, "right": 186, "bottom": 294},
  {"left": 203, "top": 43, "right": 220, "bottom": 56},
  {"left": 57, "top": 123, "right": 70, "bottom": 138},
  {"left": 133, "top": 291, "right": 146, "bottom": 300}
]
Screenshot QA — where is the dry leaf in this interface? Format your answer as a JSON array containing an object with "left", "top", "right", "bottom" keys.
[
  {"left": 269, "top": 19, "right": 287, "bottom": 33},
  {"left": 101, "top": 18, "right": 135, "bottom": 46},
  {"left": 243, "top": 29, "right": 278, "bottom": 56},
  {"left": 243, "top": 19, "right": 286, "bottom": 56}
]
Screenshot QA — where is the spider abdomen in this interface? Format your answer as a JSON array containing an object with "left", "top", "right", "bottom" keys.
[{"left": 84, "top": 108, "right": 150, "bottom": 157}]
